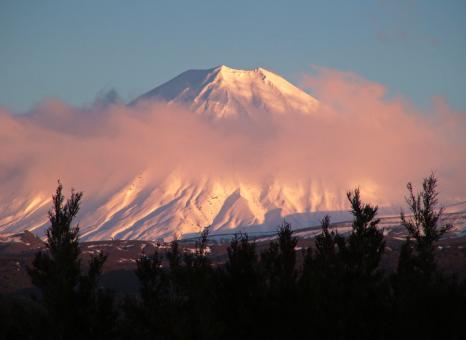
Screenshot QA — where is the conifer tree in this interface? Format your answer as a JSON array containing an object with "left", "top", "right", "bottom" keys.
[
  {"left": 127, "top": 245, "right": 171, "bottom": 338},
  {"left": 301, "top": 215, "right": 343, "bottom": 294},
  {"left": 226, "top": 233, "right": 258, "bottom": 284},
  {"left": 27, "top": 182, "right": 112, "bottom": 339},
  {"left": 27, "top": 182, "right": 82, "bottom": 339},
  {"left": 299, "top": 215, "right": 343, "bottom": 337},
  {"left": 303, "top": 190, "right": 384, "bottom": 286},
  {"left": 344, "top": 188, "right": 385, "bottom": 279},
  {"left": 311, "top": 215, "right": 343, "bottom": 272},
  {"left": 216, "top": 233, "right": 263, "bottom": 339},
  {"left": 261, "top": 221, "right": 298, "bottom": 290},
  {"left": 398, "top": 174, "right": 452, "bottom": 280},
  {"left": 135, "top": 248, "right": 164, "bottom": 308},
  {"left": 260, "top": 221, "right": 298, "bottom": 338},
  {"left": 393, "top": 174, "right": 463, "bottom": 339},
  {"left": 301, "top": 190, "right": 386, "bottom": 338}
]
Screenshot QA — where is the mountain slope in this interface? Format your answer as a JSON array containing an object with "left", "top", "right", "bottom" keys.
[{"left": 0, "top": 173, "right": 352, "bottom": 241}]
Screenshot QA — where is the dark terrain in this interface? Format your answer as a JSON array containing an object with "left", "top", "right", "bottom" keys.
[{"left": 2, "top": 219, "right": 465, "bottom": 296}]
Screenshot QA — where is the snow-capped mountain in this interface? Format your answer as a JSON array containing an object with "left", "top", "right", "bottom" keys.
[
  {"left": 133, "top": 65, "right": 319, "bottom": 119},
  {"left": 0, "top": 65, "right": 337, "bottom": 241},
  {"left": 4, "top": 65, "right": 463, "bottom": 242}
]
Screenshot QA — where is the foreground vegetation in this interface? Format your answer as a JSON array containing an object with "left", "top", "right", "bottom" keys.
[{"left": 1, "top": 175, "right": 465, "bottom": 339}]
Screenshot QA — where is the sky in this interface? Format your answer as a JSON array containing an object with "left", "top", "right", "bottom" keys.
[{"left": 1, "top": 0, "right": 466, "bottom": 113}]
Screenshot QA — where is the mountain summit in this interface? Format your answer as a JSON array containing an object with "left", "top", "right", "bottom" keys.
[{"left": 133, "top": 65, "right": 319, "bottom": 118}]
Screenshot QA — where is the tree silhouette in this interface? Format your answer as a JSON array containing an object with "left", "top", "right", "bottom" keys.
[
  {"left": 260, "top": 221, "right": 298, "bottom": 338},
  {"left": 343, "top": 188, "right": 385, "bottom": 280},
  {"left": 398, "top": 173, "right": 453, "bottom": 280},
  {"left": 299, "top": 215, "right": 344, "bottom": 337},
  {"left": 27, "top": 182, "right": 113, "bottom": 339},
  {"left": 218, "top": 233, "right": 263, "bottom": 339},
  {"left": 17, "top": 178, "right": 464, "bottom": 339},
  {"left": 300, "top": 190, "right": 387, "bottom": 338},
  {"left": 261, "top": 221, "right": 297, "bottom": 291},
  {"left": 135, "top": 248, "right": 164, "bottom": 309},
  {"left": 27, "top": 182, "right": 82, "bottom": 339},
  {"left": 127, "top": 247, "right": 169, "bottom": 337},
  {"left": 393, "top": 174, "right": 463, "bottom": 338}
]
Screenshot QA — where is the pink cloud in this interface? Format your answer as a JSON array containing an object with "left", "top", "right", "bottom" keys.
[
  {"left": 300, "top": 66, "right": 466, "bottom": 201},
  {"left": 0, "top": 66, "right": 464, "bottom": 229}
]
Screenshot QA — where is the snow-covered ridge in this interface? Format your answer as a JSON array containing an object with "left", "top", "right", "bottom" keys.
[{"left": 133, "top": 65, "right": 319, "bottom": 118}]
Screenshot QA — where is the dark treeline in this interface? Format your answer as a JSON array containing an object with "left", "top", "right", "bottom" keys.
[{"left": 1, "top": 175, "right": 465, "bottom": 339}]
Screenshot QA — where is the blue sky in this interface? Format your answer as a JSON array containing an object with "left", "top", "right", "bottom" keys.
[{"left": 1, "top": 0, "right": 465, "bottom": 112}]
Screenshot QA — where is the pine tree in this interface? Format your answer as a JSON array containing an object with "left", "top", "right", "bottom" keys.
[
  {"left": 301, "top": 215, "right": 343, "bottom": 291},
  {"left": 261, "top": 221, "right": 298, "bottom": 291},
  {"left": 398, "top": 174, "right": 452, "bottom": 280},
  {"left": 343, "top": 189, "right": 387, "bottom": 338},
  {"left": 394, "top": 174, "right": 463, "bottom": 339},
  {"left": 301, "top": 190, "right": 386, "bottom": 338},
  {"left": 27, "top": 182, "right": 82, "bottom": 339},
  {"left": 304, "top": 190, "right": 385, "bottom": 287},
  {"left": 312, "top": 215, "right": 343, "bottom": 271},
  {"left": 215, "top": 233, "right": 263, "bottom": 339},
  {"left": 135, "top": 248, "right": 164, "bottom": 308},
  {"left": 299, "top": 215, "right": 344, "bottom": 337},
  {"left": 226, "top": 233, "right": 258, "bottom": 284},
  {"left": 260, "top": 221, "right": 298, "bottom": 338},
  {"left": 27, "top": 182, "right": 113, "bottom": 339},
  {"left": 130, "top": 246, "right": 171, "bottom": 338},
  {"left": 344, "top": 188, "right": 385, "bottom": 279},
  {"left": 185, "top": 226, "right": 217, "bottom": 339}
]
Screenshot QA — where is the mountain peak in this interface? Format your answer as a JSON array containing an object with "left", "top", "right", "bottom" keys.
[
  {"left": 212, "top": 65, "right": 282, "bottom": 83},
  {"left": 133, "top": 65, "right": 319, "bottom": 118},
  {"left": 214, "top": 64, "right": 265, "bottom": 73}
]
